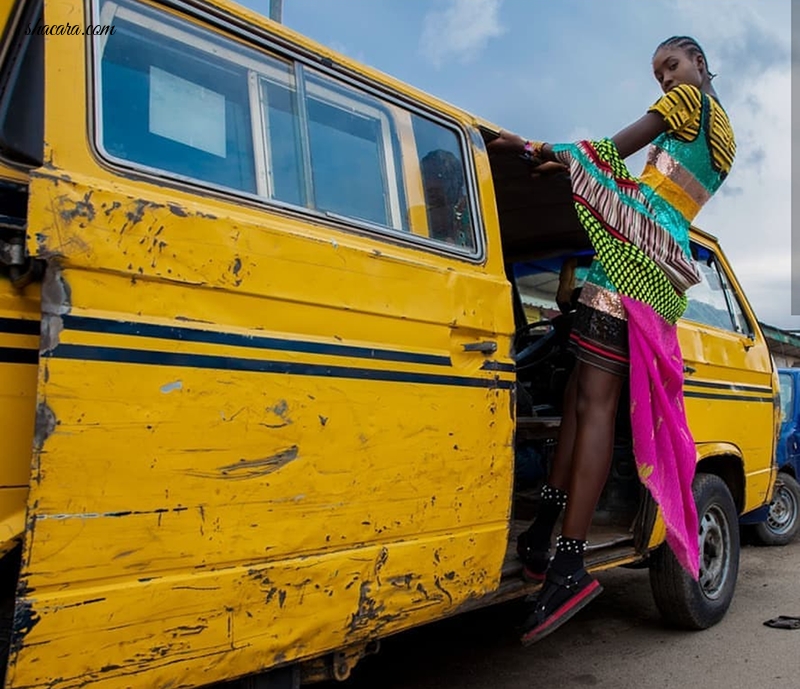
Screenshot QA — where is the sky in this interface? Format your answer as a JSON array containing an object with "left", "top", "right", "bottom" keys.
[{"left": 239, "top": 0, "right": 794, "bottom": 330}]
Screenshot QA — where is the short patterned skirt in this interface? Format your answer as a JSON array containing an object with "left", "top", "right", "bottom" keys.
[{"left": 568, "top": 281, "right": 629, "bottom": 377}]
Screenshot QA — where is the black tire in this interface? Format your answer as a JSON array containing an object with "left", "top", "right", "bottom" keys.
[
  {"left": 753, "top": 473, "right": 800, "bottom": 546},
  {"left": 649, "top": 473, "right": 740, "bottom": 630}
]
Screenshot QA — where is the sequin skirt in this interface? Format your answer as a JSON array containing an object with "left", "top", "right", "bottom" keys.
[{"left": 568, "top": 282, "right": 629, "bottom": 377}]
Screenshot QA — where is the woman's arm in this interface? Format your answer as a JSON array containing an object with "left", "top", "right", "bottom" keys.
[
  {"left": 611, "top": 112, "right": 668, "bottom": 158},
  {"left": 488, "top": 111, "right": 668, "bottom": 161}
]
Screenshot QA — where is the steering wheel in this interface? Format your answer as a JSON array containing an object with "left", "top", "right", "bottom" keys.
[{"left": 513, "top": 319, "right": 558, "bottom": 369}]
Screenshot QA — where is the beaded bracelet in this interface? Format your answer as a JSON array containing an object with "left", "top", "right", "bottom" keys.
[{"left": 522, "top": 140, "right": 546, "bottom": 162}]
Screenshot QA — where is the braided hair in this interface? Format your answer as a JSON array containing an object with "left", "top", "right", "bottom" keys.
[{"left": 654, "top": 36, "right": 717, "bottom": 80}]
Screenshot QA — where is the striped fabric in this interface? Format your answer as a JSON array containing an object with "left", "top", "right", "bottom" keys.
[
  {"left": 646, "top": 147, "right": 711, "bottom": 210},
  {"left": 640, "top": 84, "right": 737, "bottom": 224},
  {"left": 559, "top": 140, "right": 701, "bottom": 297},
  {"left": 646, "top": 83, "right": 736, "bottom": 177},
  {"left": 649, "top": 83, "right": 703, "bottom": 138},
  {"left": 550, "top": 114, "right": 735, "bottom": 577}
]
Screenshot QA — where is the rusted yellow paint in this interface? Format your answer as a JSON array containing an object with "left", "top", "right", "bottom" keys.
[
  {"left": 695, "top": 442, "right": 744, "bottom": 464},
  {"left": 0, "top": 1, "right": 778, "bottom": 687},
  {"left": 5, "top": 1, "right": 515, "bottom": 687},
  {"left": 0, "top": 277, "right": 39, "bottom": 556}
]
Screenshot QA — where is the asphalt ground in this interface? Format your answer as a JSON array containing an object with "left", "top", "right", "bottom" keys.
[{"left": 322, "top": 536, "right": 800, "bottom": 689}]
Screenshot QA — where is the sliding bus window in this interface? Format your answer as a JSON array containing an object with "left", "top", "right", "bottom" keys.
[{"left": 92, "top": 0, "right": 478, "bottom": 256}]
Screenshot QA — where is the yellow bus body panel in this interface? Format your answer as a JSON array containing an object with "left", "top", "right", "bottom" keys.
[
  {"left": 0, "top": 1, "right": 778, "bottom": 687},
  {"left": 0, "top": 0, "right": 38, "bottom": 557},
  {"left": 4, "top": 1, "right": 516, "bottom": 687},
  {"left": 678, "top": 236, "right": 777, "bottom": 515},
  {"left": 0, "top": 278, "right": 39, "bottom": 558}
]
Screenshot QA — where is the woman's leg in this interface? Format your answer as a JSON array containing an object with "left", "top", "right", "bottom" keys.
[
  {"left": 520, "top": 362, "right": 624, "bottom": 644},
  {"left": 560, "top": 363, "right": 624, "bottom": 540},
  {"left": 548, "top": 363, "right": 580, "bottom": 491}
]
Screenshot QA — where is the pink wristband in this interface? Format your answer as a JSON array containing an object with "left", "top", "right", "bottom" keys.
[{"left": 523, "top": 140, "right": 544, "bottom": 161}]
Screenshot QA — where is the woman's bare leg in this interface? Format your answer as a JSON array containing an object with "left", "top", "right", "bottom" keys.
[
  {"left": 547, "top": 363, "right": 580, "bottom": 492},
  {"left": 520, "top": 361, "right": 624, "bottom": 641},
  {"left": 560, "top": 362, "right": 624, "bottom": 540}
]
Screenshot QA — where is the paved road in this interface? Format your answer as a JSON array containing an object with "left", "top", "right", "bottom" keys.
[{"left": 322, "top": 537, "right": 800, "bottom": 689}]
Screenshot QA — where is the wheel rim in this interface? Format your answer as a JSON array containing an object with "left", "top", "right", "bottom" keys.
[
  {"left": 698, "top": 504, "right": 731, "bottom": 600},
  {"left": 766, "top": 480, "right": 799, "bottom": 535}
]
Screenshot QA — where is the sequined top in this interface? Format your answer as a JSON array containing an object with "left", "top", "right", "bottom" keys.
[
  {"left": 638, "top": 83, "right": 736, "bottom": 223},
  {"left": 550, "top": 85, "right": 736, "bottom": 320},
  {"left": 547, "top": 92, "right": 736, "bottom": 580}
]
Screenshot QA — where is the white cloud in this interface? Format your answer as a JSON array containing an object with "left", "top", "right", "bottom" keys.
[
  {"left": 671, "top": 0, "right": 786, "bottom": 41},
  {"left": 420, "top": 0, "right": 505, "bottom": 67},
  {"left": 643, "top": 0, "right": 795, "bottom": 328},
  {"left": 694, "top": 64, "right": 793, "bottom": 328}
]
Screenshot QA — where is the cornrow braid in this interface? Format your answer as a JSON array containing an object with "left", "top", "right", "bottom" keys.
[{"left": 655, "top": 35, "right": 717, "bottom": 80}]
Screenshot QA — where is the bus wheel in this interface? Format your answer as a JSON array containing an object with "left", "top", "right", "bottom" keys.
[
  {"left": 753, "top": 473, "right": 800, "bottom": 546},
  {"left": 649, "top": 473, "right": 740, "bottom": 630}
]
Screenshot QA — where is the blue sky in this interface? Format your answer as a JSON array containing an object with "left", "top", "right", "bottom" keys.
[{"left": 240, "top": 0, "right": 793, "bottom": 329}]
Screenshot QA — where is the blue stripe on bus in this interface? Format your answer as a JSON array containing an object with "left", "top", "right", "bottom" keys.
[
  {"left": 62, "top": 315, "right": 451, "bottom": 367},
  {"left": 45, "top": 344, "right": 515, "bottom": 390}
]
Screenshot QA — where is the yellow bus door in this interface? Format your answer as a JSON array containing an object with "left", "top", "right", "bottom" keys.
[{"left": 5, "top": 1, "right": 516, "bottom": 687}]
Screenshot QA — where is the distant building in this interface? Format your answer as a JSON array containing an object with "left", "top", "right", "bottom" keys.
[{"left": 760, "top": 323, "right": 800, "bottom": 368}]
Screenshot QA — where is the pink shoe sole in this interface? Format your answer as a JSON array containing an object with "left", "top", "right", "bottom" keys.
[
  {"left": 522, "top": 566, "right": 546, "bottom": 583},
  {"left": 520, "top": 578, "right": 603, "bottom": 646}
]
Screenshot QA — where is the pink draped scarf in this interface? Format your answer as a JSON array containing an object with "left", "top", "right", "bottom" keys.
[{"left": 621, "top": 294, "right": 700, "bottom": 579}]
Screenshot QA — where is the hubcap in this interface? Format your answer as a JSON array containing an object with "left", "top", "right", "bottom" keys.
[
  {"left": 698, "top": 504, "right": 731, "bottom": 600},
  {"left": 766, "top": 480, "right": 799, "bottom": 535}
]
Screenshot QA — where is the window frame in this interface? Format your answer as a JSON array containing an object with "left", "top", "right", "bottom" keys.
[
  {"left": 715, "top": 255, "right": 754, "bottom": 337},
  {"left": 87, "top": 0, "right": 485, "bottom": 262},
  {"left": 682, "top": 240, "right": 754, "bottom": 337},
  {"left": 296, "top": 67, "right": 405, "bottom": 230}
]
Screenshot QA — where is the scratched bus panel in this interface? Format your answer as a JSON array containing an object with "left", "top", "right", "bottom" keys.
[
  {"left": 3, "top": 0, "right": 516, "bottom": 687},
  {"left": 0, "top": 0, "right": 780, "bottom": 687}
]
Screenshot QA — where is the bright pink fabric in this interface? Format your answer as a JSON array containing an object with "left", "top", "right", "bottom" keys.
[{"left": 621, "top": 294, "right": 700, "bottom": 579}]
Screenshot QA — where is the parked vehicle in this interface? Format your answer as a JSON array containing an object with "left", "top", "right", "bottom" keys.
[
  {"left": 747, "top": 369, "right": 800, "bottom": 545},
  {"left": 0, "top": 1, "right": 779, "bottom": 688}
]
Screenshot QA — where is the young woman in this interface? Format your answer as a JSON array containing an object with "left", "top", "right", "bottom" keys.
[{"left": 488, "top": 36, "right": 736, "bottom": 645}]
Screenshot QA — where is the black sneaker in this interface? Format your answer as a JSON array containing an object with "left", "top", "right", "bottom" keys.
[
  {"left": 516, "top": 531, "right": 551, "bottom": 582},
  {"left": 520, "top": 567, "right": 603, "bottom": 645}
]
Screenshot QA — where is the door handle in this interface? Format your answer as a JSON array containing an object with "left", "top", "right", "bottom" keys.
[{"left": 463, "top": 340, "right": 498, "bottom": 354}]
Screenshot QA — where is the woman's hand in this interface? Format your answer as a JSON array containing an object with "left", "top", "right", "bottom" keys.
[
  {"left": 487, "top": 130, "right": 527, "bottom": 155},
  {"left": 487, "top": 131, "right": 567, "bottom": 175},
  {"left": 531, "top": 161, "right": 569, "bottom": 176}
]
